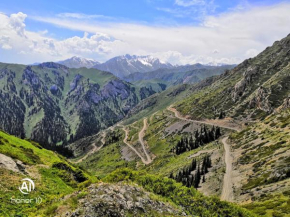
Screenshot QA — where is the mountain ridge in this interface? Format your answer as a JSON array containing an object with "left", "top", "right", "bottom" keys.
[
  {"left": 93, "top": 54, "right": 173, "bottom": 78},
  {"left": 58, "top": 56, "right": 100, "bottom": 68}
]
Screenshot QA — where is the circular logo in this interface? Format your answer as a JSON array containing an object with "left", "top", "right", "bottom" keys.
[{"left": 19, "top": 178, "right": 35, "bottom": 194}]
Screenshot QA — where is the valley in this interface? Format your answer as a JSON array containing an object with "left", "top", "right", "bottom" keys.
[
  {"left": 1, "top": 31, "right": 290, "bottom": 216},
  {"left": 68, "top": 33, "right": 290, "bottom": 216}
]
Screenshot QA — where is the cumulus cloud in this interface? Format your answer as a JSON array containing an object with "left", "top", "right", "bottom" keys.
[
  {"left": 0, "top": 12, "right": 127, "bottom": 63},
  {"left": 27, "top": 2, "right": 290, "bottom": 65},
  {"left": 1, "top": 2, "right": 290, "bottom": 65},
  {"left": 9, "top": 12, "right": 27, "bottom": 37}
]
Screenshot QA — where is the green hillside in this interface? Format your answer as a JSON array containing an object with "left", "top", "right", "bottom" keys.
[
  {"left": 0, "top": 130, "right": 256, "bottom": 216},
  {"left": 0, "top": 130, "right": 96, "bottom": 216},
  {"left": 0, "top": 62, "right": 141, "bottom": 149},
  {"left": 175, "top": 34, "right": 290, "bottom": 121}
]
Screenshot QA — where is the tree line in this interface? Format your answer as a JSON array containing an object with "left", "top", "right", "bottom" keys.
[
  {"left": 171, "top": 125, "right": 221, "bottom": 155},
  {"left": 169, "top": 155, "right": 212, "bottom": 188}
]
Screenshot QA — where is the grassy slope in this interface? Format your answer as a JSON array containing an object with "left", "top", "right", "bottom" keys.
[
  {"left": 229, "top": 109, "right": 290, "bottom": 217},
  {"left": 175, "top": 35, "right": 290, "bottom": 121},
  {"left": 0, "top": 131, "right": 96, "bottom": 216},
  {"left": 0, "top": 130, "right": 254, "bottom": 217}
]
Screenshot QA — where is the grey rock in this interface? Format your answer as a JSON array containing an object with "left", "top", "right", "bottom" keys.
[{"left": 61, "top": 183, "right": 186, "bottom": 217}]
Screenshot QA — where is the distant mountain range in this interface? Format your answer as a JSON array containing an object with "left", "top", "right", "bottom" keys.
[
  {"left": 93, "top": 54, "right": 173, "bottom": 78},
  {"left": 58, "top": 56, "right": 100, "bottom": 68},
  {"left": 58, "top": 55, "right": 173, "bottom": 77},
  {"left": 124, "top": 64, "right": 235, "bottom": 86},
  {"left": 57, "top": 55, "right": 235, "bottom": 81}
]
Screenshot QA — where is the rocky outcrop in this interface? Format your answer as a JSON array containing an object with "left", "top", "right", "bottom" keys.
[
  {"left": 232, "top": 66, "right": 259, "bottom": 102},
  {"left": 281, "top": 95, "right": 290, "bottom": 109},
  {"left": 61, "top": 183, "right": 186, "bottom": 217},
  {"left": 0, "top": 153, "right": 26, "bottom": 173},
  {"left": 249, "top": 87, "right": 273, "bottom": 113},
  {"left": 275, "top": 95, "right": 290, "bottom": 113}
]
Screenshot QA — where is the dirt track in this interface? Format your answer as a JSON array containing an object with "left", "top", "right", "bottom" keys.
[
  {"left": 167, "top": 106, "right": 241, "bottom": 132},
  {"left": 168, "top": 105, "right": 237, "bottom": 201},
  {"left": 220, "top": 137, "right": 234, "bottom": 201},
  {"left": 122, "top": 127, "right": 151, "bottom": 165},
  {"left": 75, "top": 131, "right": 106, "bottom": 164},
  {"left": 138, "top": 118, "right": 152, "bottom": 164}
]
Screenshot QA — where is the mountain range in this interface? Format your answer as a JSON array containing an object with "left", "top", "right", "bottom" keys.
[
  {"left": 68, "top": 33, "right": 290, "bottom": 216},
  {"left": 0, "top": 60, "right": 231, "bottom": 149},
  {"left": 0, "top": 62, "right": 145, "bottom": 150},
  {"left": 1, "top": 33, "right": 290, "bottom": 216},
  {"left": 58, "top": 54, "right": 173, "bottom": 78},
  {"left": 58, "top": 56, "right": 100, "bottom": 68},
  {"left": 92, "top": 54, "right": 173, "bottom": 78}
]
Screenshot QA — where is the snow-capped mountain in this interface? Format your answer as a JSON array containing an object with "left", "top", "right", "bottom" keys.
[
  {"left": 93, "top": 54, "right": 173, "bottom": 78},
  {"left": 58, "top": 56, "right": 100, "bottom": 68}
]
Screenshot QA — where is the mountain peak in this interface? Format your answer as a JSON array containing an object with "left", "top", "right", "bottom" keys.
[
  {"left": 94, "top": 54, "right": 172, "bottom": 77},
  {"left": 58, "top": 56, "right": 99, "bottom": 68}
]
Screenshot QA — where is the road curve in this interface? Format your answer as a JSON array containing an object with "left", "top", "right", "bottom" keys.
[
  {"left": 122, "top": 127, "right": 150, "bottom": 165},
  {"left": 138, "top": 118, "right": 152, "bottom": 164},
  {"left": 167, "top": 106, "right": 241, "bottom": 132},
  {"left": 75, "top": 131, "right": 106, "bottom": 164}
]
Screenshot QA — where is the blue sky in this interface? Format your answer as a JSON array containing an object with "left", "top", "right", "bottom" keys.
[{"left": 0, "top": 0, "right": 290, "bottom": 64}]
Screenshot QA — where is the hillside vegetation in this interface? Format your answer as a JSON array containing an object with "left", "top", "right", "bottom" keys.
[
  {"left": 0, "top": 130, "right": 95, "bottom": 216},
  {"left": 175, "top": 34, "right": 290, "bottom": 121}
]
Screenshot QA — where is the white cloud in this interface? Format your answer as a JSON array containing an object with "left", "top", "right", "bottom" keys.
[
  {"left": 9, "top": 12, "right": 27, "bottom": 37},
  {"left": 245, "top": 49, "right": 259, "bottom": 58},
  {"left": 2, "top": 44, "right": 12, "bottom": 50},
  {"left": 151, "top": 50, "right": 240, "bottom": 66},
  {"left": 1, "top": 3, "right": 290, "bottom": 65},
  {"left": 159, "top": 0, "right": 216, "bottom": 19},
  {"left": 175, "top": 0, "right": 206, "bottom": 7},
  {"left": 0, "top": 12, "right": 128, "bottom": 63},
  {"left": 0, "top": 36, "right": 11, "bottom": 49},
  {"left": 57, "top": 13, "right": 113, "bottom": 20}
]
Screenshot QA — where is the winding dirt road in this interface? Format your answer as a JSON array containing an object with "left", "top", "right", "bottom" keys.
[
  {"left": 167, "top": 106, "right": 241, "bottom": 132},
  {"left": 138, "top": 118, "right": 153, "bottom": 164},
  {"left": 168, "top": 105, "right": 237, "bottom": 201},
  {"left": 122, "top": 127, "right": 151, "bottom": 165},
  {"left": 75, "top": 131, "right": 107, "bottom": 164}
]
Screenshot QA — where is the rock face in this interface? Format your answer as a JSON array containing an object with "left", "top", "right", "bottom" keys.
[
  {"left": 0, "top": 153, "right": 25, "bottom": 173},
  {"left": 61, "top": 183, "right": 185, "bottom": 217},
  {"left": 249, "top": 87, "right": 272, "bottom": 113},
  {"left": 281, "top": 95, "right": 290, "bottom": 109}
]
